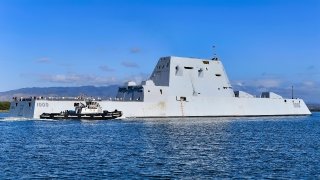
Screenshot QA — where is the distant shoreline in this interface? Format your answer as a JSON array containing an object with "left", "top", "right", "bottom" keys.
[{"left": 310, "top": 110, "right": 320, "bottom": 112}]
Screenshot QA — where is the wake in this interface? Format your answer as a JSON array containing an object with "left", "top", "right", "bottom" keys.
[{"left": 0, "top": 116, "right": 56, "bottom": 122}]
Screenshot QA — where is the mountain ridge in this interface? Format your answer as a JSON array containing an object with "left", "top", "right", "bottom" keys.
[{"left": 0, "top": 85, "right": 119, "bottom": 101}]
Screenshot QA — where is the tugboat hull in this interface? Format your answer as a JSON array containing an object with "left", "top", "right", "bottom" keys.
[{"left": 40, "top": 110, "right": 122, "bottom": 120}]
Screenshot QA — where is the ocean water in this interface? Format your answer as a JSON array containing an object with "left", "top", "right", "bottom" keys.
[{"left": 0, "top": 112, "right": 319, "bottom": 179}]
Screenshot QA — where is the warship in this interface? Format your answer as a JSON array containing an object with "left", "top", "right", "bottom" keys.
[{"left": 9, "top": 56, "right": 311, "bottom": 119}]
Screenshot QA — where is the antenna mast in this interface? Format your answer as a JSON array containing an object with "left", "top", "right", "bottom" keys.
[{"left": 212, "top": 45, "right": 218, "bottom": 60}]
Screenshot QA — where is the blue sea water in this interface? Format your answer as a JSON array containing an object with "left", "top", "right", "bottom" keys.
[{"left": 0, "top": 112, "right": 319, "bottom": 179}]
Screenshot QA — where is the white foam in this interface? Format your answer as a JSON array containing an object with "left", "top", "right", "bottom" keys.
[
  {"left": 0, "top": 116, "right": 31, "bottom": 122},
  {"left": 0, "top": 116, "right": 63, "bottom": 122}
]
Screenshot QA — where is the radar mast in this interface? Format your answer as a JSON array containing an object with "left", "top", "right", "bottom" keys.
[{"left": 211, "top": 45, "right": 219, "bottom": 61}]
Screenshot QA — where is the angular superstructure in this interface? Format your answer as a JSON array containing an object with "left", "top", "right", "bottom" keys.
[{"left": 9, "top": 56, "right": 311, "bottom": 118}]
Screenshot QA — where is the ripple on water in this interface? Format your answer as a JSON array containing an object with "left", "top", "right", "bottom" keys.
[{"left": 0, "top": 112, "right": 319, "bottom": 178}]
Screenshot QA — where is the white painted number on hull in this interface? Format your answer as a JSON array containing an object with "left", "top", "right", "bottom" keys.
[{"left": 37, "top": 103, "right": 49, "bottom": 107}]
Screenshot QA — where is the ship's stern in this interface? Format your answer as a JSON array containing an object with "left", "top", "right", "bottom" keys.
[{"left": 9, "top": 97, "right": 36, "bottom": 118}]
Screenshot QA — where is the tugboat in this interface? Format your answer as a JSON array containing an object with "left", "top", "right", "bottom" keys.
[{"left": 40, "top": 100, "right": 122, "bottom": 120}]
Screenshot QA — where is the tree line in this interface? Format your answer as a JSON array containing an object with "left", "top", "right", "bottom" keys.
[{"left": 0, "top": 101, "right": 10, "bottom": 111}]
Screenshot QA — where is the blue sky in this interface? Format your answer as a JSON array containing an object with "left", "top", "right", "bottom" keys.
[{"left": 0, "top": 0, "right": 319, "bottom": 102}]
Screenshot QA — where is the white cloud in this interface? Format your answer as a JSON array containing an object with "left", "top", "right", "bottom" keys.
[
  {"left": 40, "top": 74, "right": 118, "bottom": 85},
  {"left": 121, "top": 61, "right": 139, "bottom": 68},
  {"left": 36, "top": 72, "right": 149, "bottom": 86},
  {"left": 302, "top": 81, "right": 315, "bottom": 87},
  {"left": 130, "top": 47, "right": 141, "bottom": 54},
  {"left": 255, "top": 79, "right": 282, "bottom": 88},
  {"left": 232, "top": 78, "right": 282, "bottom": 89},
  {"left": 99, "top": 65, "right": 115, "bottom": 72},
  {"left": 232, "top": 80, "right": 245, "bottom": 87},
  {"left": 123, "top": 73, "right": 149, "bottom": 84},
  {"left": 231, "top": 77, "right": 320, "bottom": 103},
  {"left": 36, "top": 57, "right": 51, "bottom": 63}
]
